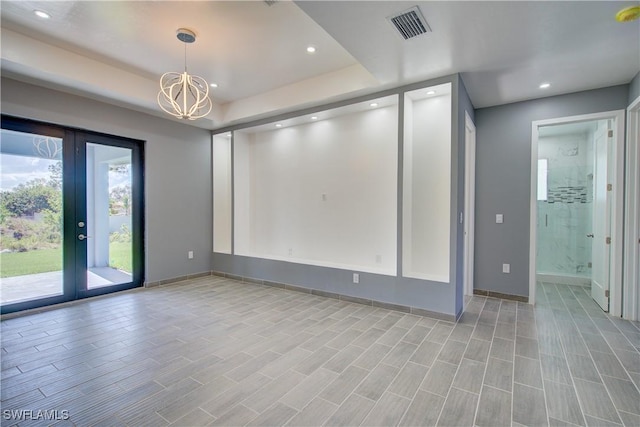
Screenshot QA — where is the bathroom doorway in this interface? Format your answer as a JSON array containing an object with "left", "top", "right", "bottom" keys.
[{"left": 529, "top": 110, "right": 625, "bottom": 314}]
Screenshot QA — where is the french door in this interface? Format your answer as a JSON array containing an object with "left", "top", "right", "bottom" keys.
[{"left": 0, "top": 116, "right": 144, "bottom": 314}]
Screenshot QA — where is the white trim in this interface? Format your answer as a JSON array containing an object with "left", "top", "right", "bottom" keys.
[
  {"left": 529, "top": 124, "right": 539, "bottom": 306},
  {"left": 624, "top": 96, "right": 640, "bottom": 321},
  {"left": 463, "top": 111, "right": 476, "bottom": 302},
  {"left": 530, "top": 110, "right": 626, "bottom": 315}
]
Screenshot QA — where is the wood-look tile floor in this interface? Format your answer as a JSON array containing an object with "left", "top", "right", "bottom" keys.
[{"left": 1, "top": 276, "right": 639, "bottom": 426}]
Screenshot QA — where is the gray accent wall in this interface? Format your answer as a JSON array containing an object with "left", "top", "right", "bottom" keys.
[
  {"left": 1, "top": 77, "right": 213, "bottom": 283},
  {"left": 455, "top": 75, "right": 475, "bottom": 314},
  {"left": 630, "top": 71, "right": 640, "bottom": 105},
  {"left": 473, "top": 85, "right": 629, "bottom": 297}
]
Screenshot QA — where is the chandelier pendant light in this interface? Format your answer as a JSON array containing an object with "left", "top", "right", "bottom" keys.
[{"left": 157, "top": 28, "right": 212, "bottom": 120}]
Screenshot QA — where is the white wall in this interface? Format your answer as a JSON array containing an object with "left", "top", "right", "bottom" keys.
[
  {"left": 234, "top": 103, "right": 398, "bottom": 274},
  {"left": 233, "top": 131, "right": 252, "bottom": 256},
  {"left": 212, "top": 134, "right": 232, "bottom": 253},
  {"left": 403, "top": 92, "right": 452, "bottom": 282}
]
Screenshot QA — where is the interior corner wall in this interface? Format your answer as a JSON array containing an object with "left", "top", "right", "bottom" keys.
[
  {"left": 629, "top": 71, "right": 640, "bottom": 105},
  {"left": 0, "top": 77, "right": 213, "bottom": 283},
  {"left": 455, "top": 76, "right": 475, "bottom": 314},
  {"left": 473, "top": 85, "right": 629, "bottom": 298}
]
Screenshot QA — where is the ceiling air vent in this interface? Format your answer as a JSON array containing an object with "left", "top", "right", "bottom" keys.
[{"left": 387, "top": 6, "right": 431, "bottom": 40}]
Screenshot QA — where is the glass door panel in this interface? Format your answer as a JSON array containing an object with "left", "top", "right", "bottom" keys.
[
  {"left": 1, "top": 116, "right": 144, "bottom": 314},
  {"left": 85, "top": 143, "right": 133, "bottom": 289},
  {"left": 0, "top": 129, "right": 65, "bottom": 305},
  {"left": 75, "top": 133, "right": 143, "bottom": 300}
]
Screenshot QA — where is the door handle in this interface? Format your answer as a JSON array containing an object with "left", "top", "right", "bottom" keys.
[
  {"left": 78, "top": 234, "right": 92, "bottom": 241},
  {"left": 586, "top": 233, "right": 594, "bottom": 238}
]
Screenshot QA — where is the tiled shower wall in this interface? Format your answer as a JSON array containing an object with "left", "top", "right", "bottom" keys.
[{"left": 537, "top": 132, "right": 593, "bottom": 280}]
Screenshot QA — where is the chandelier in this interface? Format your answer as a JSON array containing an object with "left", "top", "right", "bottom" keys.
[
  {"left": 33, "top": 136, "right": 62, "bottom": 159},
  {"left": 157, "top": 28, "right": 212, "bottom": 120}
]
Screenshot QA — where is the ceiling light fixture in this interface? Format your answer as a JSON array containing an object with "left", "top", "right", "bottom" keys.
[
  {"left": 275, "top": 123, "right": 283, "bottom": 128},
  {"left": 370, "top": 102, "right": 378, "bottom": 107},
  {"left": 539, "top": 82, "right": 551, "bottom": 89},
  {"left": 306, "top": 46, "right": 316, "bottom": 54},
  {"left": 157, "top": 28, "right": 212, "bottom": 120},
  {"left": 616, "top": 5, "right": 640, "bottom": 22},
  {"left": 33, "top": 9, "right": 50, "bottom": 19},
  {"left": 311, "top": 116, "right": 318, "bottom": 120},
  {"left": 426, "top": 90, "right": 436, "bottom": 95},
  {"left": 210, "top": 83, "right": 218, "bottom": 88}
]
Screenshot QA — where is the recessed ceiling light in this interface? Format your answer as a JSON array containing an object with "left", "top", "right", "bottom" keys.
[
  {"left": 306, "top": 46, "right": 316, "bottom": 54},
  {"left": 226, "top": 132, "right": 231, "bottom": 137},
  {"left": 539, "top": 83, "right": 551, "bottom": 89},
  {"left": 369, "top": 102, "right": 378, "bottom": 107},
  {"left": 33, "top": 9, "right": 51, "bottom": 19},
  {"left": 311, "top": 116, "right": 318, "bottom": 120},
  {"left": 275, "top": 123, "right": 282, "bottom": 128},
  {"left": 210, "top": 83, "right": 218, "bottom": 88},
  {"left": 426, "top": 90, "right": 436, "bottom": 95}
]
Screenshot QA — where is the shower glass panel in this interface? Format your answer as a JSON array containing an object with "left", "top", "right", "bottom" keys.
[{"left": 536, "top": 122, "right": 596, "bottom": 282}]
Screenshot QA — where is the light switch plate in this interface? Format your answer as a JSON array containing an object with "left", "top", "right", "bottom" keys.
[
  {"left": 502, "top": 263, "right": 510, "bottom": 273},
  {"left": 496, "top": 214, "right": 504, "bottom": 224}
]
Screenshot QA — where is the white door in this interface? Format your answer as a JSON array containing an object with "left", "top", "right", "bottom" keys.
[{"left": 591, "top": 122, "right": 611, "bottom": 311}]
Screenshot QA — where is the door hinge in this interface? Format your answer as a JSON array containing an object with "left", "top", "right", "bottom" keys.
[
  {"left": 608, "top": 129, "right": 613, "bottom": 138},
  {"left": 606, "top": 237, "right": 611, "bottom": 244},
  {"left": 607, "top": 183, "right": 612, "bottom": 191},
  {"left": 605, "top": 289, "right": 610, "bottom": 298}
]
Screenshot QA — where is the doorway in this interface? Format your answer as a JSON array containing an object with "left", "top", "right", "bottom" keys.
[
  {"left": 530, "top": 110, "right": 625, "bottom": 315},
  {"left": 0, "top": 116, "right": 144, "bottom": 314},
  {"left": 624, "top": 96, "right": 640, "bottom": 321}
]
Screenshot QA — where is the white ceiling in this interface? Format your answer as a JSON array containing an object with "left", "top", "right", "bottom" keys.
[{"left": 1, "top": 1, "right": 638, "bottom": 130}]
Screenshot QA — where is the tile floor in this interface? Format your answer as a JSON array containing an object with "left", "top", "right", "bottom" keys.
[{"left": 1, "top": 276, "right": 639, "bottom": 426}]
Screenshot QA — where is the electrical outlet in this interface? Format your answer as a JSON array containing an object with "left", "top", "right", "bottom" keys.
[
  {"left": 353, "top": 273, "right": 359, "bottom": 284},
  {"left": 188, "top": 251, "right": 194, "bottom": 259},
  {"left": 502, "top": 263, "right": 510, "bottom": 273}
]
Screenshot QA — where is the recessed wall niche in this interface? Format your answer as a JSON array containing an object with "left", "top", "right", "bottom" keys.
[
  {"left": 232, "top": 96, "right": 399, "bottom": 275},
  {"left": 212, "top": 133, "right": 232, "bottom": 253},
  {"left": 403, "top": 83, "right": 452, "bottom": 282}
]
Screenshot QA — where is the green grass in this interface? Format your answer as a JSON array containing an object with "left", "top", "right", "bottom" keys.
[
  {"left": 109, "top": 241, "right": 132, "bottom": 273},
  {"left": 0, "top": 242, "right": 131, "bottom": 278},
  {"left": 0, "top": 248, "right": 62, "bottom": 278}
]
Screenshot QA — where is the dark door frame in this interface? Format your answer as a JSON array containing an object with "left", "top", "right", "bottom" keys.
[{"left": 1, "top": 115, "right": 145, "bottom": 314}]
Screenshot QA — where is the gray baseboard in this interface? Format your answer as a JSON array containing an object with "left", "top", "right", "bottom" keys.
[
  {"left": 212, "top": 271, "right": 457, "bottom": 322},
  {"left": 145, "top": 271, "right": 213, "bottom": 288},
  {"left": 473, "top": 289, "right": 528, "bottom": 303}
]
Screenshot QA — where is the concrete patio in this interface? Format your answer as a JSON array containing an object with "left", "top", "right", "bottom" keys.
[{"left": 0, "top": 268, "right": 132, "bottom": 305}]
